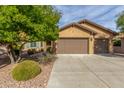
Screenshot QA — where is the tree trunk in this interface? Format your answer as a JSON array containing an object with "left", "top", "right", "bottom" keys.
[
  {"left": 6, "top": 42, "right": 26, "bottom": 64},
  {"left": 15, "top": 42, "right": 26, "bottom": 63},
  {"left": 15, "top": 56, "right": 21, "bottom": 63},
  {"left": 52, "top": 41, "right": 56, "bottom": 54},
  {"left": 7, "top": 51, "right": 15, "bottom": 64},
  {"left": 6, "top": 44, "right": 16, "bottom": 64}
]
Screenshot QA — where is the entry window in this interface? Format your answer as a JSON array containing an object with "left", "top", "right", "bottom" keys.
[{"left": 30, "top": 42, "right": 37, "bottom": 48}]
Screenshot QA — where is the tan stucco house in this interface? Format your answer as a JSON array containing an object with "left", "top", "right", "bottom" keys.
[
  {"left": 23, "top": 19, "right": 117, "bottom": 54},
  {"left": 0, "top": 19, "right": 117, "bottom": 54},
  {"left": 56, "top": 19, "right": 117, "bottom": 54}
]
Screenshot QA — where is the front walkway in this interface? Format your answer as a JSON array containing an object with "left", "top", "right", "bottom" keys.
[{"left": 47, "top": 54, "right": 124, "bottom": 88}]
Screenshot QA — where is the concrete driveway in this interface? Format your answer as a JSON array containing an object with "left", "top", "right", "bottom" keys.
[{"left": 47, "top": 54, "right": 124, "bottom": 88}]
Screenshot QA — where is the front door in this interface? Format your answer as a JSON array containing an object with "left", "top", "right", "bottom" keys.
[{"left": 94, "top": 39, "right": 109, "bottom": 54}]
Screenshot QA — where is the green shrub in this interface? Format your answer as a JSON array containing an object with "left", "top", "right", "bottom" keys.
[
  {"left": 27, "top": 49, "right": 36, "bottom": 55},
  {"left": 113, "top": 39, "right": 121, "bottom": 46},
  {"left": 12, "top": 60, "right": 41, "bottom": 81},
  {"left": 46, "top": 47, "right": 54, "bottom": 54},
  {"left": 40, "top": 48, "right": 44, "bottom": 52},
  {"left": 41, "top": 56, "right": 49, "bottom": 63},
  {"left": 39, "top": 53, "right": 55, "bottom": 63}
]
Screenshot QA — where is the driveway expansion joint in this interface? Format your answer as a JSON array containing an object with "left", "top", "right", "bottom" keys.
[{"left": 78, "top": 57, "right": 111, "bottom": 88}]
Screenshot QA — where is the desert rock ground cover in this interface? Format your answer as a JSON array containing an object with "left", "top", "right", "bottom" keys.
[{"left": 0, "top": 55, "right": 54, "bottom": 88}]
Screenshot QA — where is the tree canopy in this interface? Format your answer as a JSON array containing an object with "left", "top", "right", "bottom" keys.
[
  {"left": 116, "top": 11, "right": 124, "bottom": 33},
  {"left": 0, "top": 5, "right": 61, "bottom": 43},
  {"left": 0, "top": 5, "right": 61, "bottom": 63}
]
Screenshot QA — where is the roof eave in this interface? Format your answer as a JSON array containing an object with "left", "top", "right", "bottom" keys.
[
  {"left": 60, "top": 23, "right": 97, "bottom": 35},
  {"left": 78, "top": 19, "right": 117, "bottom": 35}
]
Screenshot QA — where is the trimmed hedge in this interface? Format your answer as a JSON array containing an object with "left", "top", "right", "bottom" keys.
[{"left": 12, "top": 60, "right": 41, "bottom": 81}]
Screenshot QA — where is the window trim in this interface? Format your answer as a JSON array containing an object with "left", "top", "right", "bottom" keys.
[{"left": 30, "top": 42, "right": 37, "bottom": 48}]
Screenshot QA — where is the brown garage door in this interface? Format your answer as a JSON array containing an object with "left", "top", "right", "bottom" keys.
[
  {"left": 94, "top": 39, "right": 109, "bottom": 54},
  {"left": 57, "top": 38, "right": 88, "bottom": 54}
]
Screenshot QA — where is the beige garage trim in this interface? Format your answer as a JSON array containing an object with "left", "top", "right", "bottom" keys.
[{"left": 57, "top": 38, "right": 89, "bottom": 54}]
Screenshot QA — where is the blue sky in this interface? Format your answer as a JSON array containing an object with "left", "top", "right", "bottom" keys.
[{"left": 55, "top": 5, "right": 124, "bottom": 32}]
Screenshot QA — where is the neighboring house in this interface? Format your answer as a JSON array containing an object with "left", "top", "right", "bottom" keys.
[
  {"left": 114, "top": 33, "right": 124, "bottom": 53},
  {"left": 56, "top": 19, "right": 117, "bottom": 54}
]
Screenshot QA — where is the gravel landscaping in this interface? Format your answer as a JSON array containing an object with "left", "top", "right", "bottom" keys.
[{"left": 0, "top": 55, "right": 54, "bottom": 88}]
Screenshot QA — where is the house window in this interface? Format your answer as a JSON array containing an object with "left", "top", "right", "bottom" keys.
[{"left": 30, "top": 42, "right": 37, "bottom": 48}]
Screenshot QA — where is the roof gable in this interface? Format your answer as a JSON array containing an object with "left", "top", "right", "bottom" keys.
[
  {"left": 78, "top": 19, "right": 117, "bottom": 35},
  {"left": 60, "top": 23, "right": 97, "bottom": 35}
]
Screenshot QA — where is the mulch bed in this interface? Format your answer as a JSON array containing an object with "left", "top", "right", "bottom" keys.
[{"left": 0, "top": 61, "right": 54, "bottom": 88}]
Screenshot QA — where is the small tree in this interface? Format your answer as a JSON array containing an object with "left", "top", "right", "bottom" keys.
[
  {"left": 0, "top": 6, "right": 61, "bottom": 63},
  {"left": 116, "top": 11, "right": 124, "bottom": 33},
  {"left": 113, "top": 39, "right": 121, "bottom": 46}
]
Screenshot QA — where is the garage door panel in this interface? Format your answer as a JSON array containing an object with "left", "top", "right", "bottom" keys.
[{"left": 57, "top": 38, "right": 88, "bottom": 54}]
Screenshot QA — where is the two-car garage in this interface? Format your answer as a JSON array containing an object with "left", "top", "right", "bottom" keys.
[
  {"left": 57, "top": 38, "right": 109, "bottom": 54},
  {"left": 57, "top": 20, "right": 116, "bottom": 54}
]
